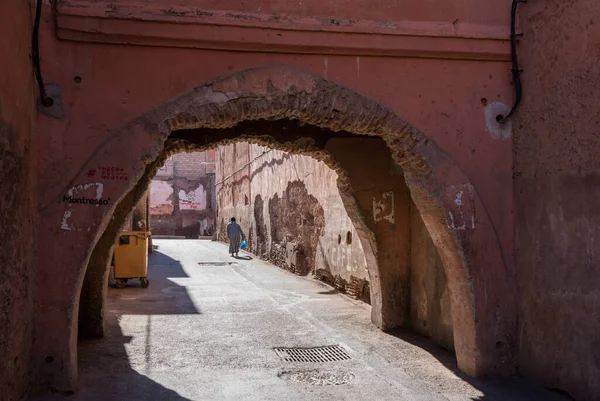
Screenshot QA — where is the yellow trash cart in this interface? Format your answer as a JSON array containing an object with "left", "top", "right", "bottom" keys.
[{"left": 113, "top": 231, "right": 150, "bottom": 288}]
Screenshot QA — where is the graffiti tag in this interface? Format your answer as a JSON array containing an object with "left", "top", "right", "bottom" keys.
[
  {"left": 63, "top": 195, "right": 111, "bottom": 206},
  {"left": 60, "top": 182, "right": 107, "bottom": 231},
  {"left": 179, "top": 199, "right": 203, "bottom": 210},
  {"left": 87, "top": 166, "right": 128, "bottom": 181},
  {"left": 373, "top": 191, "right": 395, "bottom": 224},
  {"left": 447, "top": 184, "right": 475, "bottom": 231}
]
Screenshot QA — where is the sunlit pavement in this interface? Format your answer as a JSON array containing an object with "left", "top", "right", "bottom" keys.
[{"left": 31, "top": 240, "right": 566, "bottom": 401}]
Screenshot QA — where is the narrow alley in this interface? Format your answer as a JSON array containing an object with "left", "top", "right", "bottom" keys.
[{"left": 33, "top": 240, "right": 564, "bottom": 401}]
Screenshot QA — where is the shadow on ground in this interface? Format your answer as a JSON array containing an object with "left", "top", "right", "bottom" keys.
[
  {"left": 107, "top": 250, "right": 200, "bottom": 315},
  {"left": 71, "top": 321, "right": 194, "bottom": 401},
  {"left": 29, "top": 250, "right": 197, "bottom": 400},
  {"left": 316, "top": 289, "right": 339, "bottom": 295},
  {"left": 386, "top": 328, "right": 572, "bottom": 401}
]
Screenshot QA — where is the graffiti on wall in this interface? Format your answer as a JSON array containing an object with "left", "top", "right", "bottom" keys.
[
  {"left": 330, "top": 245, "right": 352, "bottom": 273},
  {"left": 373, "top": 191, "right": 395, "bottom": 223},
  {"left": 60, "top": 183, "right": 110, "bottom": 231},
  {"left": 446, "top": 183, "right": 476, "bottom": 231},
  {"left": 87, "top": 166, "right": 129, "bottom": 181},
  {"left": 178, "top": 186, "right": 207, "bottom": 211},
  {"left": 179, "top": 200, "right": 202, "bottom": 210}
]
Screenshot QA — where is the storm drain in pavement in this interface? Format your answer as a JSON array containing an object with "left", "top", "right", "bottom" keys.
[{"left": 274, "top": 345, "right": 351, "bottom": 363}]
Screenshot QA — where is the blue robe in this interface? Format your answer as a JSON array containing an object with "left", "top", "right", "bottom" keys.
[{"left": 226, "top": 222, "right": 244, "bottom": 254}]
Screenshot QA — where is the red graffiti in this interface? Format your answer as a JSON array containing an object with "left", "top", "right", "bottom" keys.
[
  {"left": 99, "top": 166, "right": 128, "bottom": 181},
  {"left": 87, "top": 169, "right": 96, "bottom": 177},
  {"left": 180, "top": 200, "right": 202, "bottom": 210}
]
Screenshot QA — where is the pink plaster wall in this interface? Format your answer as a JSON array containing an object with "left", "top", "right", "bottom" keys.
[
  {"left": 132, "top": 0, "right": 509, "bottom": 25},
  {"left": 410, "top": 202, "right": 454, "bottom": 351},
  {"left": 514, "top": 1, "right": 600, "bottom": 400},
  {"left": 149, "top": 180, "right": 174, "bottom": 215},
  {"left": 0, "top": 0, "right": 37, "bottom": 399}
]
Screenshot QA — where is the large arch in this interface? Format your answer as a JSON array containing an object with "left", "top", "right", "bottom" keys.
[{"left": 34, "top": 65, "right": 517, "bottom": 392}]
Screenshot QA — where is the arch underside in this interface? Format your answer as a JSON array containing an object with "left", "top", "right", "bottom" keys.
[{"left": 57, "top": 65, "right": 516, "bottom": 393}]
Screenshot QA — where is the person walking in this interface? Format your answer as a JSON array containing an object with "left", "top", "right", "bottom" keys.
[{"left": 226, "top": 217, "right": 245, "bottom": 257}]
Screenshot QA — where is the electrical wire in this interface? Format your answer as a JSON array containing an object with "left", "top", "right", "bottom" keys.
[
  {"left": 33, "top": 0, "right": 53, "bottom": 107},
  {"left": 500, "top": 0, "right": 526, "bottom": 123}
]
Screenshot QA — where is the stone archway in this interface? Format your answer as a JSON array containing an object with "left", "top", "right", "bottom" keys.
[{"left": 34, "top": 65, "right": 517, "bottom": 392}]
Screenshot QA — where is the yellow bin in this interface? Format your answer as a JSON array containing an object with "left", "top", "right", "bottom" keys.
[{"left": 114, "top": 231, "right": 150, "bottom": 289}]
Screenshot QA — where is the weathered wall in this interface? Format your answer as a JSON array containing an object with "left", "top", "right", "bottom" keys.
[
  {"left": 153, "top": 0, "right": 508, "bottom": 25},
  {"left": 216, "top": 143, "right": 370, "bottom": 294},
  {"left": 0, "top": 0, "right": 36, "bottom": 399},
  {"left": 130, "top": 191, "right": 148, "bottom": 231},
  {"left": 150, "top": 151, "right": 216, "bottom": 237},
  {"left": 410, "top": 202, "right": 454, "bottom": 351},
  {"left": 514, "top": 1, "right": 600, "bottom": 400},
  {"left": 324, "top": 137, "right": 413, "bottom": 327}
]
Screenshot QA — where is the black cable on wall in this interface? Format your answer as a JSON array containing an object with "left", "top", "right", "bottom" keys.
[
  {"left": 500, "top": 0, "right": 526, "bottom": 123},
  {"left": 33, "top": 0, "right": 53, "bottom": 107}
]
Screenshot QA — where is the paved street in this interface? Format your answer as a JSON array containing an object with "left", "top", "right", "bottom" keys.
[{"left": 33, "top": 240, "right": 565, "bottom": 401}]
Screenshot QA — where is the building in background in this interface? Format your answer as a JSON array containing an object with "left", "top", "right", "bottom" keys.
[{"left": 149, "top": 151, "right": 217, "bottom": 238}]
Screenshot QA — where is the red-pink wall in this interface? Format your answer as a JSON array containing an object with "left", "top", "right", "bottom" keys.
[
  {"left": 0, "top": 0, "right": 37, "bottom": 399},
  {"left": 514, "top": 1, "right": 600, "bottom": 400}
]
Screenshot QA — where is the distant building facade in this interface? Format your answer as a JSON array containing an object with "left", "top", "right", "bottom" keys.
[{"left": 149, "top": 151, "right": 217, "bottom": 237}]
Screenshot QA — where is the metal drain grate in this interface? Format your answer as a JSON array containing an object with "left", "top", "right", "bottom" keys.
[{"left": 274, "top": 345, "right": 351, "bottom": 363}]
